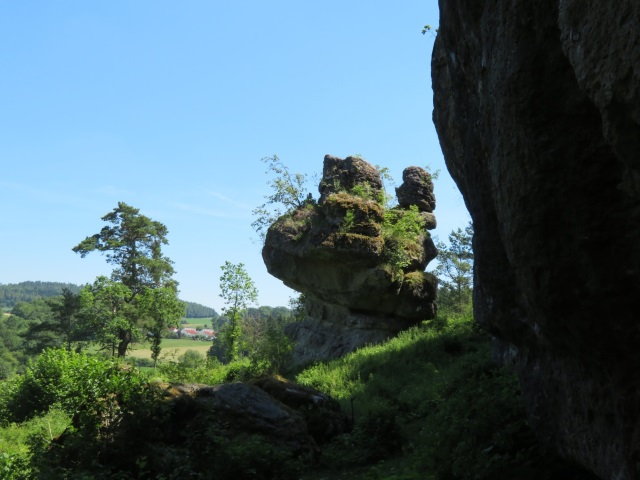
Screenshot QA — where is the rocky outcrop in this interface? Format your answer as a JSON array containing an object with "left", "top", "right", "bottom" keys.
[
  {"left": 318, "top": 155, "right": 384, "bottom": 203},
  {"left": 163, "top": 382, "right": 318, "bottom": 457},
  {"left": 250, "top": 375, "right": 350, "bottom": 444},
  {"left": 52, "top": 379, "right": 346, "bottom": 476},
  {"left": 432, "top": 1, "right": 640, "bottom": 479},
  {"left": 263, "top": 155, "right": 438, "bottom": 367},
  {"left": 396, "top": 166, "right": 436, "bottom": 212}
]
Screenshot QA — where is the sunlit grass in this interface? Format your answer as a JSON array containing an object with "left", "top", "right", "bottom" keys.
[
  {"left": 296, "top": 314, "right": 486, "bottom": 418},
  {"left": 294, "top": 313, "right": 547, "bottom": 479},
  {"left": 127, "top": 338, "right": 213, "bottom": 361},
  {"left": 0, "top": 408, "right": 70, "bottom": 456},
  {"left": 180, "top": 317, "right": 215, "bottom": 329}
]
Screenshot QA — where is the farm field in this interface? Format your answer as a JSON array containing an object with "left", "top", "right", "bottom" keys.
[
  {"left": 128, "top": 338, "right": 213, "bottom": 360},
  {"left": 180, "top": 317, "right": 216, "bottom": 329}
]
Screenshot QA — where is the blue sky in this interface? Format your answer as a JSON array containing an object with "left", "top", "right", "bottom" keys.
[{"left": 0, "top": 1, "right": 469, "bottom": 312}]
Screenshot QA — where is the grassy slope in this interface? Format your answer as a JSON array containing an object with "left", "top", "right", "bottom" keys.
[
  {"left": 294, "top": 314, "right": 592, "bottom": 480},
  {"left": 1, "top": 313, "right": 596, "bottom": 479},
  {"left": 295, "top": 315, "right": 493, "bottom": 479}
]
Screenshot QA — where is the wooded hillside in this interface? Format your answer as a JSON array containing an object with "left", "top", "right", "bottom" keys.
[
  {"left": 0, "top": 282, "right": 218, "bottom": 318},
  {"left": 0, "top": 281, "right": 80, "bottom": 308}
]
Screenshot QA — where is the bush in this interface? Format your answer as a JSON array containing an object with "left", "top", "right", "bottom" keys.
[
  {"left": 321, "top": 412, "right": 403, "bottom": 468},
  {"left": 382, "top": 205, "right": 427, "bottom": 273},
  {"left": 4, "top": 349, "right": 155, "bottom": 435},
  {"left": 134, "top": 357, "right": 155, "bottom": 368},
  {"left": 157, "top": 356, "right": 248, "bottom": 385},
  {"left": 178, "top": 349, "right": 205, "bottom": 368},
  {"left": 0, "top": 452, "right": 32, "bottom": 480},
  {"left": 164, "top": 416, "right": 303, "bottom": 480},
  {"left": 249, "top": 320, "right": 293, "bottom": 376},
  {"left": 0, "top": 350, "right": 163, "bottom": 477}
]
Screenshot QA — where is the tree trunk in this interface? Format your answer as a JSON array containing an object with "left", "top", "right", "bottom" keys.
[{"left": 117, "top": 329, "right": 132, "bottom": 357}]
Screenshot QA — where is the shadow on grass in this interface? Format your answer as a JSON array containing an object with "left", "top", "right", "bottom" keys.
[{"left": 296, "top": 315, "right": 599, "bottom": 480}]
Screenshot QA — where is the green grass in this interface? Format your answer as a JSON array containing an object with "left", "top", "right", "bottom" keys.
[
  {"left": 0, "top": 408, "right": 71, "bottom": 479},
  {"left": 0, "top": 311, "right": 594, "bottom": 480},
  {"left": 294, "top": 313, "right": 586, "bottom": 480},
  {"left": 296, "top": 315, "right": 484, "bottom": 413},
  {"left": 0, "top": 408, "right": 70, "bottom": 454},
  {"left": 180, "top": 317, "right": 215, "bottom": 328},
  {"left": 127, "top": 338, "right": 213, "bottom": 360}
]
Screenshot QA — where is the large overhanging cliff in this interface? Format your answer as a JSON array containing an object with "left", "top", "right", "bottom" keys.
[
  {"left": 432, "top": 1, "right": 640, "bottom": 478},
  {"left": 263, "top": 155, "right": 438, "bottom": 367}
]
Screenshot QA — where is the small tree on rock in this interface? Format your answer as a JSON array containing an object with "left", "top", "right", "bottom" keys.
[{"left": 252, "top": 155, "right": 313, "bottom": 241}]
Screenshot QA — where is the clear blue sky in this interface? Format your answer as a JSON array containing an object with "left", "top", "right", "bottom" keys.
[{"left": 0, "top": 1, "right": 469, "bottom": 312}]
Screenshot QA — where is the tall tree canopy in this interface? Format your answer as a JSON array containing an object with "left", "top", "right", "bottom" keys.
[
  {"left": 73, "top": 203, "right": 181, "bottom": 357},
  {"left": 73, "top": 202, "right": 175, "bottom": 293}
]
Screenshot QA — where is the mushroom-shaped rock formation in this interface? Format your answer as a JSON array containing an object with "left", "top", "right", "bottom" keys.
[{"left": 262, "top": 155, "right": 438, "bottom": 367}]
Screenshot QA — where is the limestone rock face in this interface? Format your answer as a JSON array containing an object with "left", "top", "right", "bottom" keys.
[
  {"left": 432, "top": 1, "right": 640, "bottom": 478},
  {"left": 263, "top": 155, "right": 438, "bottom": 367}
]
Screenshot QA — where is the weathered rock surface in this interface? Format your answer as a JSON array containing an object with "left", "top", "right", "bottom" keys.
[
  {"left": 432, "top": 1, "right": 640, "bottom": 478},
  {"left": 54, "top": 380, "right": 346, "bottom": 475},
  {"left": 396, "top": 166, "right": 436, "bottom": 212},
  {"left": 319, "top": 155, "right": 384, "bottom": 203},
  {"left": 263, "top": 155, "right": 438, "bottom": 367},
  {"left": 163, "top": 382, "right": 318, "bottom": 456},
  {"left": 250, "top": 375, "right": 350, "bottom": 444},
  {"left": 283, "top": 297, "right": 426, "bottom": 368}
]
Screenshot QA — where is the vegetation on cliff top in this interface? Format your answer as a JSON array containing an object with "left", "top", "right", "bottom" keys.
[{"left": 258, "top": 156, "right": 433, "bottom": 280}]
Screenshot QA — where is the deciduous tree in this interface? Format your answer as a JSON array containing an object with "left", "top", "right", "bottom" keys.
[
  {"left": 79, "top": 277, "right": 135, "bottom": 357},
  {"left": 139, "top": 287, "right": 185, "bottom": 367},
  {"left": 251, "top": 155, "right": 312, "bottom": 241},
  {"left": 218, "top": 261, "right": 258, "bottom": 362}
]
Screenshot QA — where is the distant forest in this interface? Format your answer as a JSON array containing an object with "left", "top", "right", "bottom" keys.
[
  {"left": 0, "top": 281, "right": 80, "bottom": 308},
  {"left": 0, "top": 281, "right": 218, "bottom": 318},
  {"left": 182, "top": 301, "right": 218, "bottom": 318}
]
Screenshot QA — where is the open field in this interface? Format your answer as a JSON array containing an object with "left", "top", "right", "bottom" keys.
[
  {"left": 128, "top": 338, "right": 212, "bottom": 360},
  {"left": 180, "top": 317, "right": 215, "bottom": 329}
]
